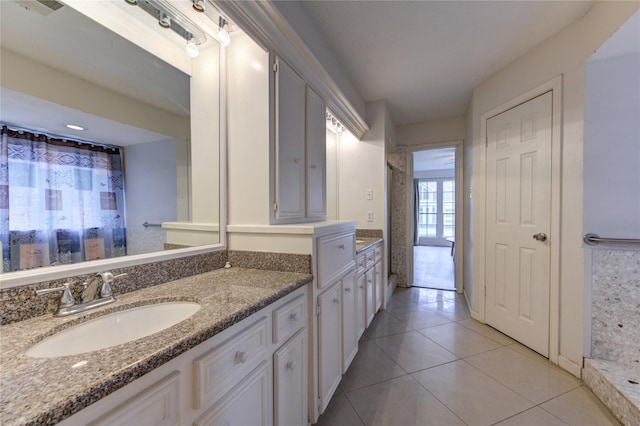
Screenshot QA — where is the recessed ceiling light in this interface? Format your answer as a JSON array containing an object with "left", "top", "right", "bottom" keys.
[{"left": 66, "top": 124, "right": 86, "bottom": 131}]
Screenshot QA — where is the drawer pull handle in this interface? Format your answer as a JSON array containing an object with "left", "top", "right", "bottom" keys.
[
  {"left": 286, "top": 360, "right": 296, "bottom": 371},
  {"left": 338, "top": 244, "right": 345, "bottom": 249},
  {"left": 234, "top": 351, "right": 248, "bottom": 364},
  {"left": 333, "top": 298, "right": 340, "bottom": 304},
  {"left": 359, "top": 285, "right": 364, "bottom": 289},
  {"left": 345, "top": 287, "right": 351, "bottom": 293},
  {"left": 367, "top": 279, "right": 372, "bottom": 284},
  {"left": 289, "top": 312, "right": 298, "bottom": 322}
]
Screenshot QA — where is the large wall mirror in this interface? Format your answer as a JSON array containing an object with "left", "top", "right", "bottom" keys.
[{"left": 0, "top": 0, "right": 224, "bottom": 287}]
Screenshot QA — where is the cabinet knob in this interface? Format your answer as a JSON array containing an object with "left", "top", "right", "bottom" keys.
[
  {"left": 310, "top": 164, "right": 317, "bottom": 170},
  {"left": 286, "top": 360, "right": 296, "bottom": 371},
  {"left": 294, "top": 158, "right": 302, "bottom": 164},
  {"left": 289, "top": 312, "right": 298, "bottom": 322},
  {"left": 345, "top": 287, "right": 351, "bottom": 293},
  {"left": 359, "top": 285, "right": 364, "bottom": 289},
  {"left": 333, "top": 298, "right": 340, "bottom": 304},
  {"left": 234, "top": 351, "right": 247, "bottom": 364},
  {"left": 338, "top": 244, "right": 345, "bottom": 249}
]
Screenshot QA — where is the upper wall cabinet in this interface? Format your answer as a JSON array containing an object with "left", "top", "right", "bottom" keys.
[{"left": 274, "top": 57, "right": 326, "bottom": 223}]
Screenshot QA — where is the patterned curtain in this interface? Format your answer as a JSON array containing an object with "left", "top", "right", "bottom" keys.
[{"left": 0, "top": 126, "right": 126, "bottom": 272}]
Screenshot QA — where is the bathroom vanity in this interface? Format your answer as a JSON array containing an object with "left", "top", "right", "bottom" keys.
[{"left": 0, "top": 268, "right": 311, "bottom": 425}]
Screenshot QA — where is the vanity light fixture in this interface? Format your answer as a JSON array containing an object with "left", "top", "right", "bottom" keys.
[
  {"left": 217, "top": 16, "right": 230, "bottom": 46},
  {"left": 158, "top": 12, "right": 170, "bottom": 28},
  {"left": 66, "top": 124, "right": 86, "bottom": 131},
  {"left": 185, "top": 37, "right": 199, "bottom": 58},
  {"left": 192, "top": 0, "right": 205, "bottom": 12}
]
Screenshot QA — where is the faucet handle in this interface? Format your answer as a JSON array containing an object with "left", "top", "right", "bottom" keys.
[
  {"left": 36, "top": 283, "right": 74, "bottom": 309},
  {"left": 98, "top": 272, "right": 127, "bottom": 298}
]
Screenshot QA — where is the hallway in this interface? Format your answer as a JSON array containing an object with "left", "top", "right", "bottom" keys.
[
  {"left": 413, "top": 245, "right": 455, "bottom": 290},
  {"left": 316, "top": 287, "right": 619, "bottom": 425}
]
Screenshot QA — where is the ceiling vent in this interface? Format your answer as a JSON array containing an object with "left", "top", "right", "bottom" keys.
[{"left": 15, "top": 0, "right": 64, "bottom": 16}]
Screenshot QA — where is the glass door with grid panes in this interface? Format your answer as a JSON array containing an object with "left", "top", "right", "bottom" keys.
[{"left": 417, "top": 179, "right": 455, "bottom": 240}]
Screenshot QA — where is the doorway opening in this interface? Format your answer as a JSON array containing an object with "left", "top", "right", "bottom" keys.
[{"left": 412, "top": 147, "right": 456, "bottom": 291}]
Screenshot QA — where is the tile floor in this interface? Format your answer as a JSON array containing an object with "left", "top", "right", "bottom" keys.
[
  {"left": 315, "top": 287, "right": 620, "bottom": 426},
  {"left": 413, "top": 246, "right": 455, "bottom": 290}
]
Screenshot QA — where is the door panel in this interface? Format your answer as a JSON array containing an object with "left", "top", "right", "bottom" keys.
[{"left": 485, "top": 92, "right": 552, "bottom": 357}]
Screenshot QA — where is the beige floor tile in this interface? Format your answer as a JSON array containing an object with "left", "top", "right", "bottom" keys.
[
  {"left": 466, "top": 347, "right": 582, "bottom": 404},
  {"left": 506, "top": 341, "right": 551, "bottom": 362},
  {"left": 316, "top": 393, "right": 364, "bottom": 426},
  {"left": 339, "top": 339, "right": 406, "bottom": 392},
  {"left": 456, "top": 318, "right": 516, "bottom": 345},
  {"left": 412, "top": 360, "right": 534, "bottom": 425},
  {"left": 363, "top": 311, "right": 413, "bottom": 338},
  {"left": 372, "top": 330, "right": 458, "bottom": 373},
  {"left": 418, "top": 322, "right": 502, "bottom": 358},
  {"left": 425, "top": 299, "right": 471, "bottom": 321},
  {"left": 346, "top": 375, "right": 465, "bottom": 426},
  {"left": 494, "top": 406, "right": 568, "bottom": 425},
  {"left": 388, "top": 308, "right": 451, "bottom": 329},
  {"left": 541, "top": 386, "right": 622, "bottom": 425}
]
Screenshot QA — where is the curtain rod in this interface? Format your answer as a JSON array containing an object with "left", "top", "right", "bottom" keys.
[{"left": 1, "top": 122, "right": 123, "bottom": 151}]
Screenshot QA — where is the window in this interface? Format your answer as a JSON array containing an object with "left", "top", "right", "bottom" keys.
[
  {"left": 416, "top": 178, "right": 455, "bottom": 240},
  {"left": 1, "top": 125, "right": 126, "bottom": 272}
]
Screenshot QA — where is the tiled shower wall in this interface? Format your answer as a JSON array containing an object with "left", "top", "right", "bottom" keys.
[
  {"left": 591, "top": 248, "right": 640, "bottom": 366},
  {"left": 388, "top": 146, "right": 407, "bottom": 287}
]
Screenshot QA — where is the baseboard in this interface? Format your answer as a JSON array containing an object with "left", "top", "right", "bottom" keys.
[{"left": 558, "top": 355, "right": 582, "bottom": 378}]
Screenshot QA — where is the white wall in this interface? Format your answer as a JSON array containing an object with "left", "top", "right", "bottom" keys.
[
  {"left": 397, "top": 116, "right": 466, "bottom": 146},
  {"left": 337, "top": 101, "right": 387, "bottom": 230},
  {"left": 226, "top": 33, "right": 271, "bottom": 225},
  {"left": 124, "top": 139, "right": 177, "bottom": 254},
  {"left": 466, "top": 1, "right": 639, "bottom": 374}
]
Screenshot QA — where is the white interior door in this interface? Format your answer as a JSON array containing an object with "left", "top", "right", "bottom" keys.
[{"left": 485, "top": 92, "right": 552, "bottom": 357}]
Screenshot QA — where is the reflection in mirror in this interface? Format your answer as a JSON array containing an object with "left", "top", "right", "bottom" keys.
[{"left": 0, "top": 0, "right": 221, "bottom": 277}]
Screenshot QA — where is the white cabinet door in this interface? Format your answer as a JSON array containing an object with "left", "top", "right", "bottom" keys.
[
  {"left": 374, "top": 260, "right": 383, "bottom": 312},
  {"left": 317, "top": 283, "right": 342, "bottom": 414},
  {"left": 305, "top": 86, "right": 326, "bottom": 219},
  {"left": 365, "top": 268, "right": 375, "bottom": 327},
  {"left": 194, "top": 362, "right": 272, "bottom": 426},
  {"left": 274, "top": 330, "right": 307, "bottom": 426},
  {"left": 275, "top": 57, "right": 306, "bottom": 220},
  {"left": 355, "top": 272, "right": 366, "bottom": 339},
  {"left": 341, "top": 270, "right": 358, "bottom": 373}
]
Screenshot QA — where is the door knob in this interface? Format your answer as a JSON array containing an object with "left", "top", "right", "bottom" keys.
[{"left": 533, "top": 233, "right": 547, "bottom": 242}]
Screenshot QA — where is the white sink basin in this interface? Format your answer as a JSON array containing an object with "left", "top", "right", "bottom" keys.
[{"left": 26, "top": 302, "right": 200, "bottom": 358}]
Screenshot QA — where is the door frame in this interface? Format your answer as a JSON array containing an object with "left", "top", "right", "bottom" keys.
[
  {"left": 474, "top": 76, "right": 562, "bottom": 364},
  {"left": 405, "top": 140, "right": 464, "bottom": 293}
]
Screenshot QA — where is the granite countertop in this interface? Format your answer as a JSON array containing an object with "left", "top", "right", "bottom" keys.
[
  {"left": 0, "top": 267, "right": 312, "bottom": 426},
  {"left": 355, "top": 237, "right": 383, "bottom": 254}
]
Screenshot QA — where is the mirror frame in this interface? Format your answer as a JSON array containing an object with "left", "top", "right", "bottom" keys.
[{"left": 0, "top": 0, "right": 227, "bottom": 289}]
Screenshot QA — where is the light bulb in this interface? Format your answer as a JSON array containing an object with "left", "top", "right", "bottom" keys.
[
  {"left": 217, "top": 27, "right": 230, "bottom": 46},
  {"left": 186, "top": 40, "right": 199, "bottom": 58}
]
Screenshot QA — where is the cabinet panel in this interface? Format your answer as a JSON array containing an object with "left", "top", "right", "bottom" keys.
[
  {"left": 374, "top": 260, "right": 383, "bottom": 312},
  {"left": 194, "top": 362, "right": 271, "bottom": 426},
  {"left": 272, "top": 294, "right": 306, "bottom": 344},
  {"left": 275, "top": 58, "right": 306, "bottom": 220},
  {"left": 341, "top": 271, "right": 358, "bottom": 373},
  {"left": 317, "top": 284, "right": 342, "bottom": 413},
  {"left": 305, "top": 86, "right": 326, "bottom": 219},
  {"left": 355, "top": 272, "right": 366, "bottom": 339},
  {"left": 193, "top": 317, "right": 269, "bottom": 409},
  {"left": 274, "top": 330, "right": 307, "bottom": 426},
  {"left": 365, "top": 269, "right": 375, "bottom": 327},
  {"left": 89, "top": 371, "right": 180, "bottom": 426},
  {"left": 317, "top": 232, "right": 355, "bottom": 289}
]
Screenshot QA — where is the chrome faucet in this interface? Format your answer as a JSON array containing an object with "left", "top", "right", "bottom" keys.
[{"left": 37, "top": 271, "right": 127, "bottom": 317}]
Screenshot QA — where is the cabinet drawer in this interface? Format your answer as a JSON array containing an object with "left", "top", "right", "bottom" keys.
[
  {"left": 374, "top": 245, "right": 382, "bottom": 262},
  {"left": 317, "top": 233, "right": 355, "bottom": 289},
  {"left": 365, "top": 251, "right": 375, "bottom": 269},
  {"left": 356, "top": 253, "right": 366, "bottom": 275},
  {"left": 90, "top": 372, "right": 180, "bottom": 426},
  {"left": 273, "top": 295, "right": 306, "bottom": 344},
  {"left": 193, "top": 317, "right": 269, "bottom": 409}
]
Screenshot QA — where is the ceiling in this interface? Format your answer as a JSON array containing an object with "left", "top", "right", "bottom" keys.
[{"left": 297, "top": 0, "right": 595, "bottom": 126}]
